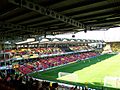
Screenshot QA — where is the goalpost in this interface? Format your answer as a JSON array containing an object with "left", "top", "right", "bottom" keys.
[
  {"left": 58, "top": 72, "right": 71, "bottom": 78},
  {"left": 104, "top": 76, "right": 120, "bottom": 89},
  {"left": 57, "top": 72, "right": 79, "bottom": 82}
]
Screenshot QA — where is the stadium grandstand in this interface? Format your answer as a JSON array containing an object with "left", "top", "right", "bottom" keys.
[
  {"left": 108, "top": 42, "right": 120, "bottom": 52},
  {"left": 0, "top": 0, "right": 120, "bottom": 90}
]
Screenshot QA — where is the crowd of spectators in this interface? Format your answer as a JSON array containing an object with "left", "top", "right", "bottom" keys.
[
  {"left": 0, "top": 70, "right": 96, "bottom": 90},
  {"left": 0, "top": 71, "right": 60, "bottom": 90}
]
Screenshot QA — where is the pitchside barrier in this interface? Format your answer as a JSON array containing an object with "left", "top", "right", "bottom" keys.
[
  {"left": 32, "top": 76, "right": 96, "bottom": 90},
  {"left": 104, "top": 76, "right": 120, "bottom": 89}
]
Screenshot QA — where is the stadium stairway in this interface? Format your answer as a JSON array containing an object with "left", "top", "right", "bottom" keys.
[{"left": 58, "top": 46, "right": 73, "bottom": 52}]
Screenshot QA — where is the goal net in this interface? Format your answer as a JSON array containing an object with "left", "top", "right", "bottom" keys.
[
  {"left": 57, "top": 72, "right": 79, "bottom": 82},
  {"left": 104, "top": 76, "right": 120, "bottom": 89},
  {"left": 58, "top": 72, "right": 71, "bottom": 78}
]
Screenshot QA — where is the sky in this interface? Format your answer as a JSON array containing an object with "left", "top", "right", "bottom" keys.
[{"left": 47, "top": 27, "right": 120, "bottom": 42}]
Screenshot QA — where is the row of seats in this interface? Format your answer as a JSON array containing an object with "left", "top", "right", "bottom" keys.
[
  {"left": 18, "top": 52, "right": 97, "bottom": 74},
  {"left": 70, "top": 46, "right": 93, "bottom": 51},
  {"left": 3, "top": 45, "right": 94, "bottom": 58},
  {"left": 18, "top": 65, "right": 33, "bottom": 74}
]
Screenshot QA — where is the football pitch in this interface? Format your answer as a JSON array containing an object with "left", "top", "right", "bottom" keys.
[{"left": 29, "top": 54, "right": 120, "bottom": 89}]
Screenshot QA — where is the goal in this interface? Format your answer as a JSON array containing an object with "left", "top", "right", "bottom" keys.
[
  {"left": 104, "top": 76, "right": 120, "bottom": 89},
  {"left": 58, "top": 72, "right": 71, "bottom": 78}
]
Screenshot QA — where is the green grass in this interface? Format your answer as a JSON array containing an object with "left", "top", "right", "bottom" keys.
[{"left": 29, "top": 54, "right": 120, "bottom": 89}]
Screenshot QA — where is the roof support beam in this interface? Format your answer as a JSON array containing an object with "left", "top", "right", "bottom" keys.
[
  {"left": 0, "top": 22, "right": 43, "bottom": 33},
  {"left": 29, "top": 19, "right": 58, "bottom": 27},
  {"left": 8, "top": 0, "right": 85, "bottom": 29},
  {"left": 88, "top": 20, "right": 120, "bottom": 27},
  {"left": 0, "top": 31, "right": 26, "bottom": 37},
  {"left": 16, "top": 1, "right": 119, "bottom": 25},
  {"left": 0, "top": 22, "right": 70, "bottom": 37}
]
